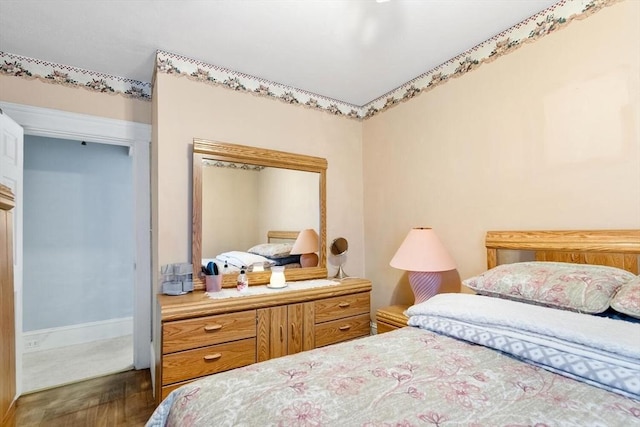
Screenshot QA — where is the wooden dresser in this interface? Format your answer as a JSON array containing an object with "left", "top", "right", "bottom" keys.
[
  {"left": 155, "top": 278, "right": 371, "bottom": 403},
  {"left": 0, "top": 185, "right": 16, "bottom": 427}
]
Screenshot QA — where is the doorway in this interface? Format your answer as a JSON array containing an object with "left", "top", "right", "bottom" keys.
[
  {"left": 22, "top": 136, "right": 135, "bottom": 392},
  {"left": 0, "top": 101, "right": 151, "bottom": 396}
]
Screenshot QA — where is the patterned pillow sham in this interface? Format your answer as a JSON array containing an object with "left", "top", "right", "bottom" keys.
[
  {"left": 247, "top": 242, "right": 294, "bottom": 259},
  {"left": 610, "top": 277, "right": 640, "bottom": 319},
  {"left": 462, "top": 262, "right": 635, "bottom": 314}
]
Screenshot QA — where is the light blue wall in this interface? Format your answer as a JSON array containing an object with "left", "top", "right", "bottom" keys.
[{"left": 23, "top": 136, "right": 134, "bottom": 331}]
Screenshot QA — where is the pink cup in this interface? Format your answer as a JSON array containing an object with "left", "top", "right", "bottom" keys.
[{"left": 205, "top": 275, "right": 222, "bottom": 292}]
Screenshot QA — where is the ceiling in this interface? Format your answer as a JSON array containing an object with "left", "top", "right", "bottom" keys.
[{"left": 0, "top": 0, "right": 559, "bottom": 106}]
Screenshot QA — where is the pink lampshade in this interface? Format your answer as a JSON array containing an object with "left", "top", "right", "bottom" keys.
[
  {"left": 390, "top": 227, "right": 456, "bottom": 272},
  {"left": 291, "top": 229, "right": 319, "bottom": 268},
  {"left": 291, "top": 229, "right": 319, "bottom": 255},
  {"left": 390, "top": 228, "right": 456, "bottom": 304}
]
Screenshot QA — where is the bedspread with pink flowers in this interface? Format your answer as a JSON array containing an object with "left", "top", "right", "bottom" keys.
[{"left": 147, "top": 325, "right": 639, "bottom": 427}]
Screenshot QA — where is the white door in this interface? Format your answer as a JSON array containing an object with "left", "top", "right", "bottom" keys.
[{"left": 0, "top": 110, "right": 24, "bottom": 396}]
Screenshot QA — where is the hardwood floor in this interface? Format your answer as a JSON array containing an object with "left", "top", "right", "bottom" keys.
[{"left": 15, "top": 369, "right": 157, "bottom": 427}]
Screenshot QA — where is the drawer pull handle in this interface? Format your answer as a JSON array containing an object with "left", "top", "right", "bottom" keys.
[
  {"left": 280, "top": 325, "right": 284, "bottom": 342},
  {"left": 338, "top": 302, "right": 350, "bottom": 308},
  {"left": 339, "top": 325, "right": 351, "bottom": 331},
  {"left": 204, "top": 353, "right": 222, "bottom": 361},
  {"left": 204, "top": 324, "right": 223, "bottom": 332}
]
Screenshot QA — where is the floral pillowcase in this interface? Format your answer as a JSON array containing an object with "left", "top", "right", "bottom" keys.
[
  {"left": 610, "top": 277, "right": 640, "bottom": 319},
  {"left": 462, "top": 262, "right": 636, "bottom": 314}
]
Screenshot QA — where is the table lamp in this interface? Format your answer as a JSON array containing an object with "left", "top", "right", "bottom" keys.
[
  {"left": 291, "top": 228, "right": 319, "bottom": 268},
  {"left": 390, "top": 227, "right": 456, "bottom": 304}
]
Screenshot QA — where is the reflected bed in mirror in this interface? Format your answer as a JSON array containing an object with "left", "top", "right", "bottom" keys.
[
  {"left": 193, "top": 139, "right": 328, "bottom": 288},
  {"left": 202, "top": 230, "right": 303, "bottom": 274}
]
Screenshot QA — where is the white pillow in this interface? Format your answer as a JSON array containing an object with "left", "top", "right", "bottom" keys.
[{"left": 216, "top": 251, "right": 275, "bottom": 269}]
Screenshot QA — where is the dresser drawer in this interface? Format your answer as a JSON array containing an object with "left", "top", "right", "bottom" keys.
[
  {"left": 163, "top": 310, "right": 256, "bottom": 354},
  {"left": 314, "top": 314, "right": 370, "bottom": 347},
  {"left": 161, "top": 379, "right": 195, "bottom": 401},
  {"left": 315, "top": 293, "right": 370, "bottom": 323},
  {"left": 162, "top": 338, "right": 256, "bottom": 385}
]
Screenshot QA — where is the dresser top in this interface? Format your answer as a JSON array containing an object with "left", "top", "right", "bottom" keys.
[{"left": 158, "top": 277, "right": 372, "bottom": 321}]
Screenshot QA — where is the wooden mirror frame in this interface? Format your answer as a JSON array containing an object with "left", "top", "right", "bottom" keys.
[{"left": 192, "top": 139, "right": 328, "bottom": 289}]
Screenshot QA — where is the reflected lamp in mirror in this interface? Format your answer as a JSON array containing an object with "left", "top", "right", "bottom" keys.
[
  {"left": 330, "top": 237, "right": 349, "bottom": 279},
  {"left": 390, "top": 227, "right": 456, "bottom": 304},
  {"left": 291, "top": 229, "right": 319, "bottom": 268}
]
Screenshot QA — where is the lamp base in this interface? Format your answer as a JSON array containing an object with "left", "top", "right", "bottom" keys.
[
  {"left": 408, "top": 271, "right": 443, "bottom": 304},
  {"left": 333, "top": 264, "right": 348, "bottom": 279},
  {"left": 299, "top": 253, "right": 318, "bottom": 268}
]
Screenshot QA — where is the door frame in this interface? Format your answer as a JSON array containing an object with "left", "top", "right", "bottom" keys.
[{"left": 0, "top": 101, "right": 151, "bottom": 376}]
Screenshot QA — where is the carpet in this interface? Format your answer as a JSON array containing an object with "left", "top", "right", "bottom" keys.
[{"left": 22, "top": 335, "right": 133, "bottom": 393}]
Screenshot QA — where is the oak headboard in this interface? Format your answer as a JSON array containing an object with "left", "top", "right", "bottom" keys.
[
  {"left": 485, "top": 230, "right": 640, "bottom": 274},
  {"left": 267, "top": 230, "right": 300, "bottom": 243}
]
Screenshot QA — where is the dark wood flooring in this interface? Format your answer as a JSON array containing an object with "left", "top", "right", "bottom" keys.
[{"left": 15, "top": 369, "right": 157, "bottom": 427}]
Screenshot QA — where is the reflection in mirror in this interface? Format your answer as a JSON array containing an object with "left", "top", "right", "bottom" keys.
[
  {"left": 201, "top": 162, "right": 319, "bottom": 270},
  {"left": 193, "top": 139, "right": 328, "bottom": 289},
  {"left": 331, "top": 237, "right": 349, "bottom": 279},
  {"left": 291, "top": 229, "right": 320, "bottom": 268}
]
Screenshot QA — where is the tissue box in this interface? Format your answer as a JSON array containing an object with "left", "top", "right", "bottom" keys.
[{"left": 161, "top": 263, "right": 194, "bottom": 295}]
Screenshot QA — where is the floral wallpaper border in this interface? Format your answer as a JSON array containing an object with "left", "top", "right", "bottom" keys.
[
  {"left": 202, "top": 159, "right": 264, "bottom": 171},
  {"left": 0, "top": 52, "right": 152, "bottom": 100},
  {"left": 0, "top": 0, "right": 621, "bottom": 117},
  {"left": 151, "top": 0, "right": 624, "bottom": 120},
  {"left": 362, "top": 0, "right": 620, "bottom": 119}
]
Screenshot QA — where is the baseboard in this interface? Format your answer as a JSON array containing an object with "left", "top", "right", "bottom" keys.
[
  {"left": 370, "top": 320, "right": 378, "bottom": 335},
  {"left": 23, "top": 317, "right": 133, "bottom": 353}
]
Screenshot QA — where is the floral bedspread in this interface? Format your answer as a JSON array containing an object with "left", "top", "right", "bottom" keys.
[{"left": 147, "top": 326, "right": 639, "bottom": 427}]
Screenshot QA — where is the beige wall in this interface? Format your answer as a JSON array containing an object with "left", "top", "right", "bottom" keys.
[
  {"left": 202, "top": 166, "right": 260, "bottom": 257},
  {"left": 153, "top": 75, "right": 364, "bottom": 290},
  {"left": 0, "top": 76, "right": 151, "bottom": 124},
  {"left": 363, "top": 1, "right": 640, "bottom": 313},
  {"left": 258, "top": 168, "right": 319, "bottom": 238}
]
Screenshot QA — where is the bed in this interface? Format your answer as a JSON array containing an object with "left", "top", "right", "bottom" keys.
[
  {"left": 148, "top": 229, "right": 640, "bottom": 426},
  {"left": 202, "top": 230, "right": 302, "bottom": 274}
]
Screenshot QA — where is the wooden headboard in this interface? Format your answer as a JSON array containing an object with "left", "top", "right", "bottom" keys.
[
  {"left": 267, "top": 230, "right": 299, "bottom": 242},
  {"left": 485, "top": 230, "right": 640, "bottom": 274}
]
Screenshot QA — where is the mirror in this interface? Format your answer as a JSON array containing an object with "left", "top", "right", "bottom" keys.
[
  {"left": 331, "top": 237, "right": 349, "bottom": 279},
  {"left": 193, "top": 139, "right": 327, "bottom": 288},
  {"left": 331, "top": 237, "right": 348, "bottom": 256}
]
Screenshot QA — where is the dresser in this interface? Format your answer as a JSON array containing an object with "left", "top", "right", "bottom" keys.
[{"left": 154, "top": 278, "right": 371, "bottom": 402}]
